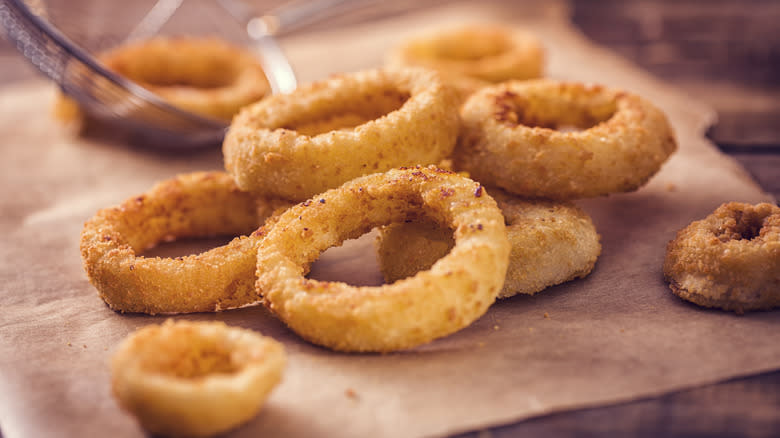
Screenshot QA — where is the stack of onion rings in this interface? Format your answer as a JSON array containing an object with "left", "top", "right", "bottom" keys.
[
  {"left": 255, "top": 166, "right": 510, "bottom": 352},
  {"left": 223, "top": 67, "right": 460, "bottom": 201},
  {"left": 55, "top": 36, "right": 269, "bottom": 124},
  {"left": 377, "top": 188, "right": 601, "bottom": 298},
  {"left": 79, "top": 171, "right": 290, "bottom": 315},
  {"left": 454, "top": 79, "right": 677, "bottom": 200},
  {"left": 663, "top": 202, "right": 780, "bottom": 313},
  {"left": 386, "top": 25, "right": 545, "bottom": 102},
  {"left": 111, "top": 320, "right": 285, "bottom": 437}
]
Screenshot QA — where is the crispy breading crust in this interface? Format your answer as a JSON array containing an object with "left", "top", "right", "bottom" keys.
[
  {"left": 255, "top": 166, "right": 510, "bottom": 352},
  {"left": 80, "top": 172, "right": 289, "bottom": 315},
  {"left": 223, "top": 67, "right": 460, "bottom": 201},
  {"left": 454, "top": 79, "right": 677, "bottom": 200},
  {"left": 55, "top": 37, "right": 269, "bottom": 124},
  {"left": 386, "top": 24, "right": 545, "bottom": 103},
  {"left": 663, "top": 202, "right": 780, "bottom": 313},
  {"left": 111, "top": 320, "right": 285, "bottom": 437},
  {"left": 378, "top": 188, "right": 601, "bottom": 298}
]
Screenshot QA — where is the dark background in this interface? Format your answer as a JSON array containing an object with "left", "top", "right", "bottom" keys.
[{"left": 571, "top": 0, "right": 780, "bottom": 202}]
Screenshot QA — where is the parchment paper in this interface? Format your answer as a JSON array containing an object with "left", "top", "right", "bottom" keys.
[{"left": 1, "top": 2, "right": 778, "bottom": 438}]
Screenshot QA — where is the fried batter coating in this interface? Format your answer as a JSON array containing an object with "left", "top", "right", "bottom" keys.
[
  {"left": 255, "top": 166, "right": 510, "bottom": 352},
  {"left": 663, "top": 202, "right": 780, "bottom": 313},
  {"left": 378, "top": 189, "right": 601, "bottom": 298},
  {"left": 223, "top": 67, "right": 460, "bottom": 201},
  {"left": 111, "top": 320, "right": 285, "bottom": 437},
  {"left": 386, "top": 24, "right": 544, "bottom": 102},
  {"left": 80, "top": 172, "right": 290, "bottom": 315},
  {"left": 55, "top": 37, "right": 269, "bottom": 124},
  {"left": 454, "top": 79, "right": 677, "bottom": 200}
]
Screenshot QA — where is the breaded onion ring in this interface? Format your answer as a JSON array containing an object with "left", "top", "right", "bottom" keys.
[
  {"left": 80, "top": 172, "right": 290, "bottom": 315},
  {"left": 454, "top": 79, "right": 678, "bottom": 200},
  {"left": 111, "top": 320, "right": 285, "bottom": 437},
  {"left": 55, "top": 36, "right": 269, "bottom": 123},
  {"left": 255, "top": 166, "right": 510, "bottom": 352},
  {"left": 386, "top": 25, "right": 544, "bottom": 102},
  {"left": 377, "top": 189, "right": 601, "bottom": 298},
  {"left": 663, "top": 202, "right": 780, "bottom": 313},
  {"left": 223, "top": 67, "right": 460, "bottom": 201}
]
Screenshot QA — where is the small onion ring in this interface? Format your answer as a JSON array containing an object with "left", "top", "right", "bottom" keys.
[
  {"left": 454, "top": 79, "right": 678, "bottom": 200},
  {"left": 111, "top": 320, "right": 285, "bottom": 437},
  {"left": 79, "top": 171, "right": 290, "bottom": 315},
  {"left": 55, "top": 37, "right": 269, "bottom": 124},
  {"left": 223, "top": 67, "right": 460, "bottom": 201},
  {"left": 386, "top": 24, "right": 544, "bottom": 102},
  {"left": 255, "top": 166, "right": 510, "bottom": 352},
  {"left": 663, "top": 202, "right": 780, "bottom": 313},
  {"left": 377, "top": 189, "right": 601, "bottom": 298}
]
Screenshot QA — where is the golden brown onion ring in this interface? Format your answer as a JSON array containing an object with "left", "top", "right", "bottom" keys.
[
  {"left": 79, "top": 171, "right": 290, "bottom": 315},
  {"left": 255, "top": 166, "right": 510, "bottom": 352},
  {"left": 386, "top": 25, "right": 544, "bottom": 102},
  {"left": 663, "top": 202, "right": 780, "bottom": 313},
  {"left": 111, "top": 320, "right": 285, "bottom": 437},
  {"left": 223, "top": 67, "right": 460, "bottom": 201},
  {"left": 454, "top": 79, "right": 678, "bottom": 200},
  {"left": 55, "top": 36, "right": 269, "bottom": 124},
  {"left": 378, "top": 189, "right": 601, "bottom": 298}
]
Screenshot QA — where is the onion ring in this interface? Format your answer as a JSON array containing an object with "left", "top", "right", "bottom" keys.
[
  {"left": 223, "top": 67, "right": 460, "bottom": 201},
  {"left": 454, "top": 79, "right": 678, "bottom": 200},
  {"left": 55, "top": 36, "right": 269, "bottom": 124},
  {"left": 377, "top": 189, "right": 601, "bottom": 298},
  {"left": 255, "top": 166, "right": 510, "bottom": 352},
  {"left": 386, "top": 25, "right": 544, "bottom": 103},
  {"left": 79, "top": 171, "right": 290, "bottom": 315},
  {"left": 111, "top": 320, "right": 285, "bottom": 437},
  {"left": 663, "top": 202, "right": 780, "bottom": 313}
]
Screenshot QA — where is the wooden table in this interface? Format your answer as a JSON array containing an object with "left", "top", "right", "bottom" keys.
[{"left": 1, "top": 1, "right": 778, "bottom": 437}]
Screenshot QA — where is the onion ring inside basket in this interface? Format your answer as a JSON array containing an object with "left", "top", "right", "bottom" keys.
[
  {"left": 255, "top": 166, "right": 510, "bottom": 352},
  {"left": 79, "top": 171, "right": 290, "bottom": 315},
  {"left": 223, "top": 67, "right": 460, "bottom": 201},
  {"left": 454, "top": 79, "right": 678, "bottom": 200},
  {"left": 54, "top": 36, "right": 269, "bottom": 124},
  {"left": 111, "top": 320, "right": 285, "bottom": 437},
  {"left": 378, "top": 189, "right": 601, "bottom": 298},
  {"left": 386, "top": 24, "right": 545, "bottom": 102},
  {"left": 663, "top": 202, "right": 780, "bottom": 313}
]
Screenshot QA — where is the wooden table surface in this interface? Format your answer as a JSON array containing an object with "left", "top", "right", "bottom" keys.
[{"left": 1, "top": 1, "right": 778, "bottom": 437}]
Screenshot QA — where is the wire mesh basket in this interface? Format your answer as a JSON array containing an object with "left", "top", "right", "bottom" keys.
[{"left": 0, "top": 0, "right": 298, "bottom": 148}]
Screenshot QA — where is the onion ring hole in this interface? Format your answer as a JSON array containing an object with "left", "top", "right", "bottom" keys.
[
  {"left": 142, "top": 236, "right": 235, "bottom": 259},
  {"left": 429, "top": 31, "right": 512, "bottom": 61},
  {"left": 717, "top": 208, "right": 767, "bottom": 241},
  {"left": 281, "top": 89, "right": 411, "bottom": 136},
  {"left": 493, "top": 88, "right": 616, "bottom": 131},
  {"left": 137, "top": 326, "right": 241, "bottom": 379},
  {"left": 305, "top": 232, "right": 386, "bottom": 287}
]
